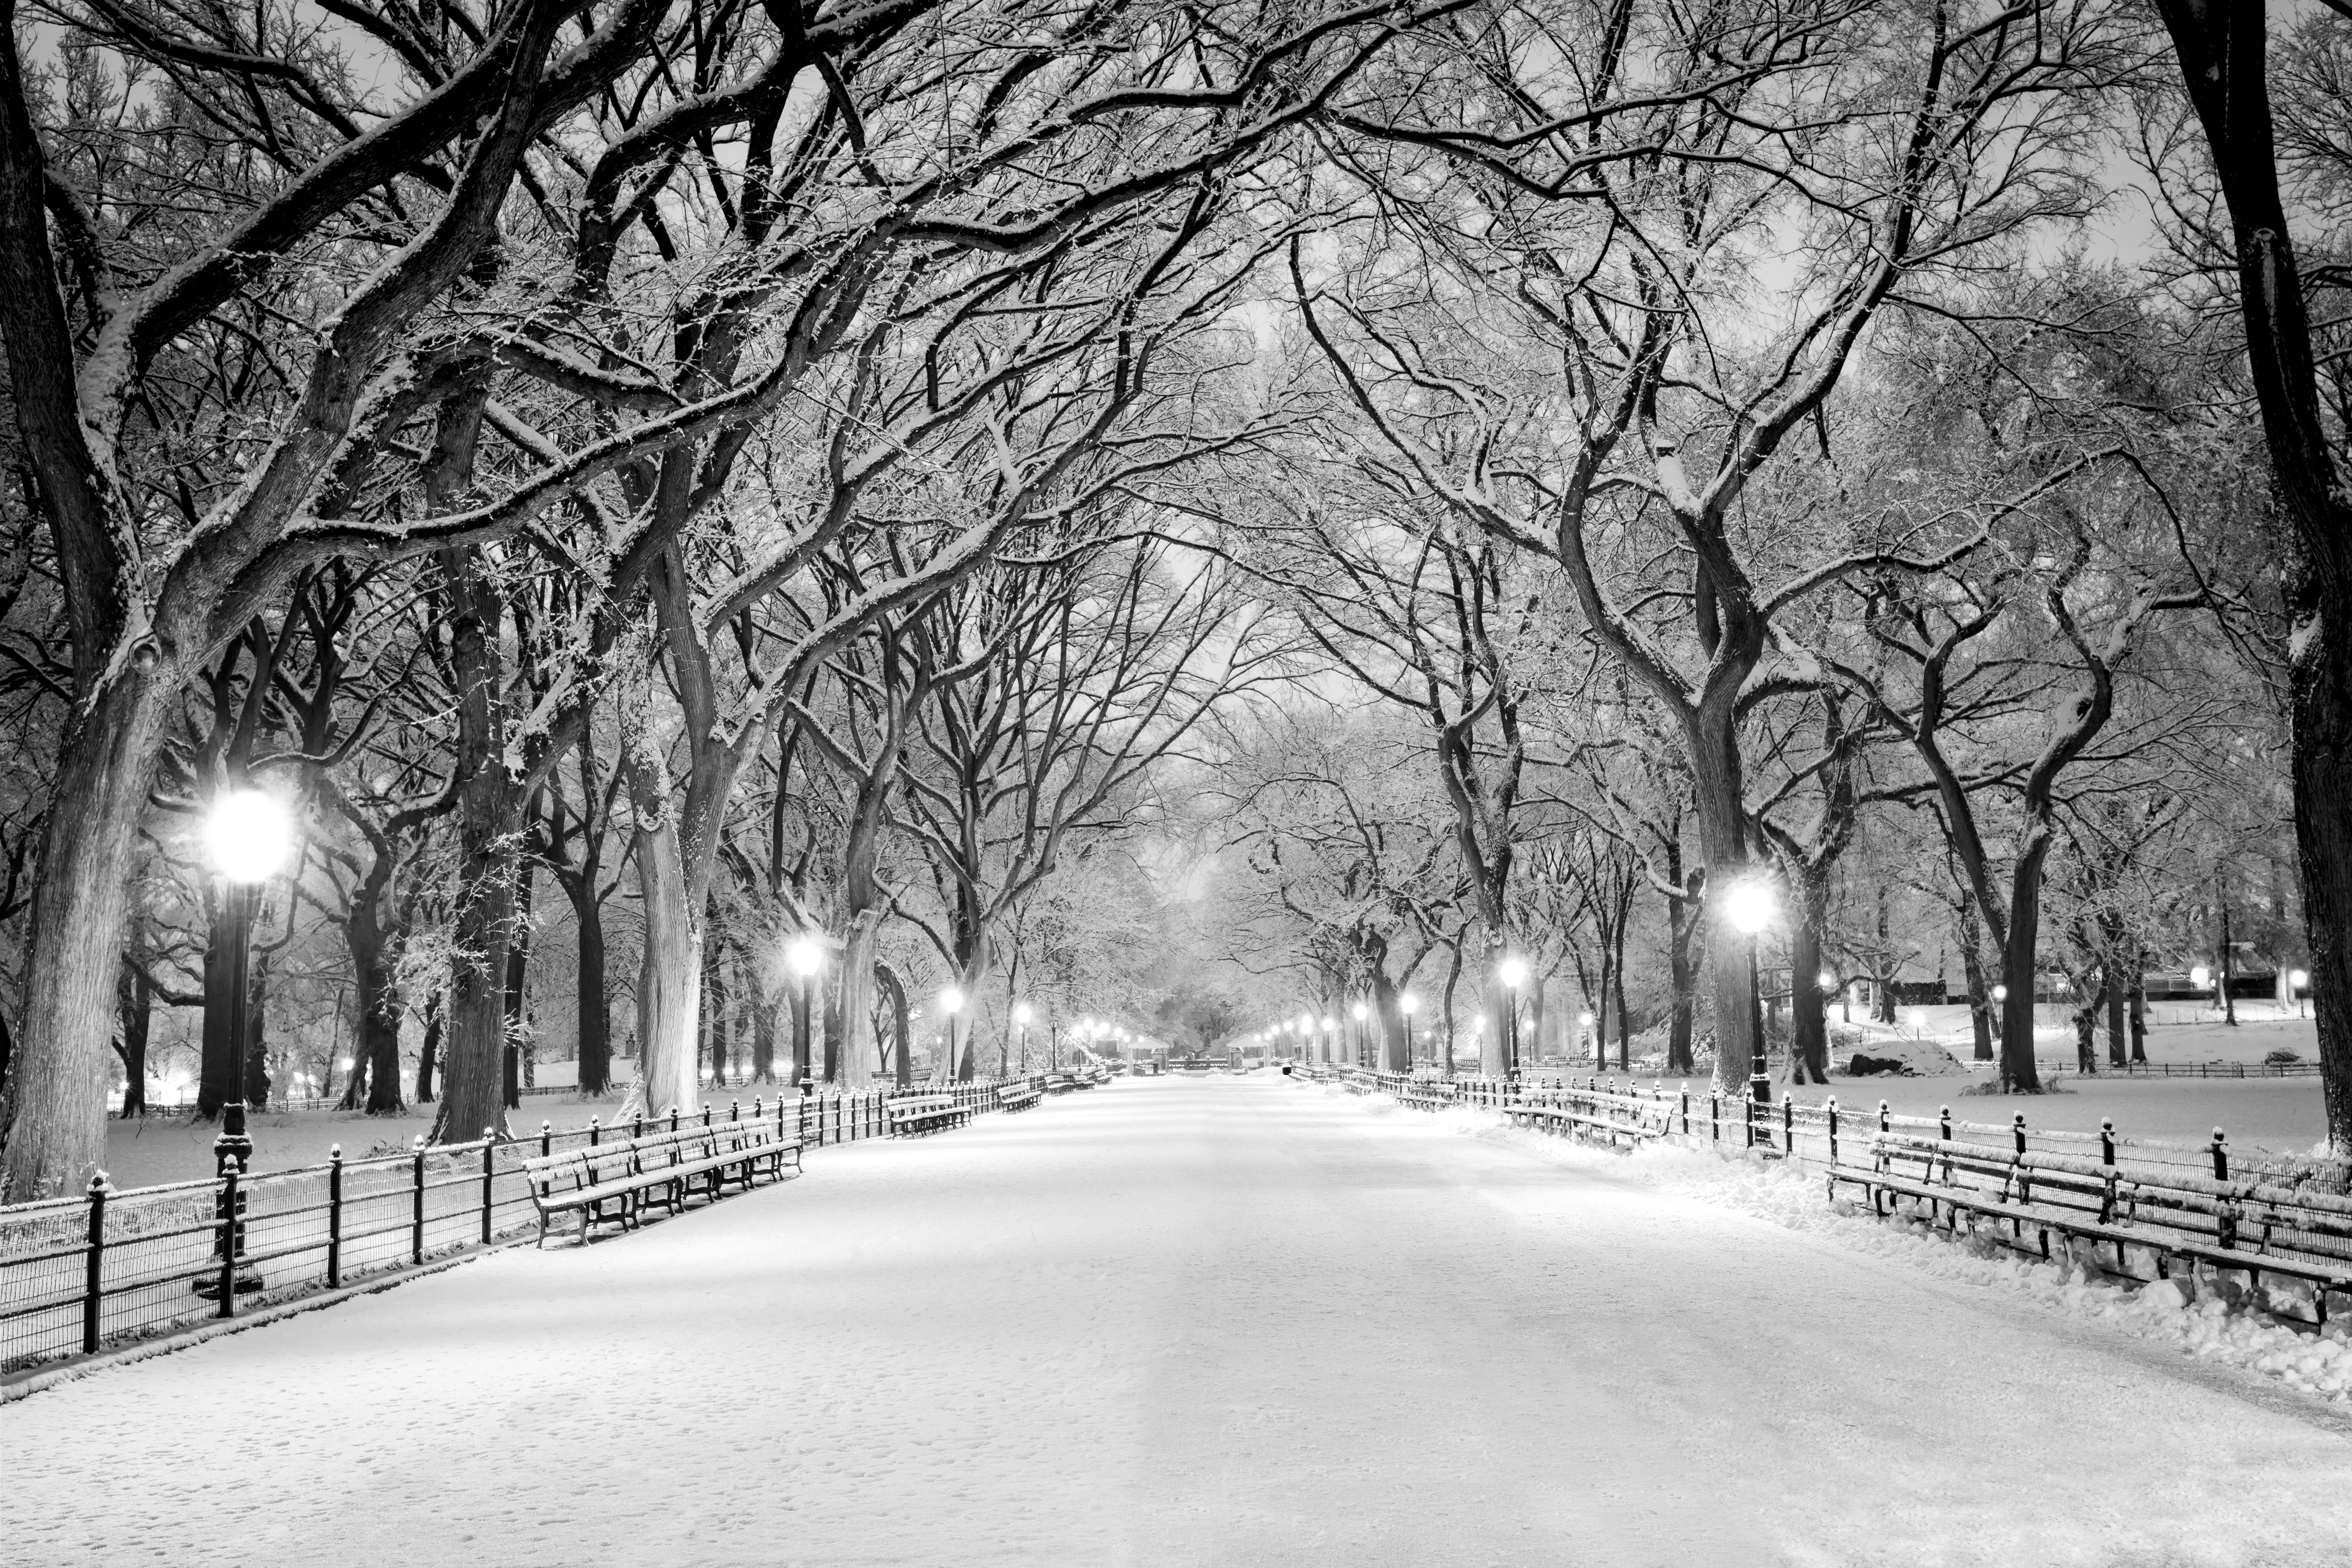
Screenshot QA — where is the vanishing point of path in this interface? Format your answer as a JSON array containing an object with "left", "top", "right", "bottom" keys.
[{"left": 9, "top": 1078, "right": 2352, "bottom": 1567}]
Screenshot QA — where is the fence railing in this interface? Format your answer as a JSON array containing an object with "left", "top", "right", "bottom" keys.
[
  {"left": 1312, "top": 1064, "right": 2352, "bottom": 1202},
  {"left": 2, "top": 1077, "right": 1033, "bottom": 1376},
  {"left": 1305, "top": 1064, "right": 2352, "bottom": 1292}
]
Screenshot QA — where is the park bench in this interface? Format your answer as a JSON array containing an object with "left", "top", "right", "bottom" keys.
[
  {"left": 999, "top": 1082, "right": 1043, "bottom": 1114},
  {"left": 1074, "top": 1070, "right": 1102, "bottom": 1089},
  {"left": 890, "top": 1094, "right": 971, "bottom": 1136},
  {"left": 1394, "top": 1086, "right": 1452, "bottom": 1112},
  {"left": 1502, "top": 1094, "right": 1669, "bottom": 1151},
  {"left": 522, "top": 1118, "right": 800, "bottom": 1246},
  {"left": 1829, "top": 1129, "right": 2352, "bottom": 1325},
  {"left": 1044, "top": 1073, "right": 1077, "bottom": 1095}
]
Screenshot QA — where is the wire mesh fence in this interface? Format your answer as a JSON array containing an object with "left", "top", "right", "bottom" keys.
[{"left": 2, "top": 1078, "right": 1027, "bottom": 1375}]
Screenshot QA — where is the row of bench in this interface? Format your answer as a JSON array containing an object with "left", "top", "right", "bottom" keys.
[
  {"left": 526, "top": 1081, "right": 1061, "bottom": 1244},
  {"left": 1330, "top": 1070, "right": 2352, "bottom": 1329},
  {"left": 1829, "top": 1130, "right": 2352, "bottom": 1325}
]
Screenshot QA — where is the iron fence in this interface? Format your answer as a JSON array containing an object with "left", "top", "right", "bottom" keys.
[{"left": 2, "top": 1077, "right": 1031, "bottom": 1375}]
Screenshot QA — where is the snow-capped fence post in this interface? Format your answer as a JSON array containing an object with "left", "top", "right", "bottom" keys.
[
  {"left": 410, "top": 1136, "right": 427, "bottom": 1266},
  {"left": 480, "top": 1129, "right": 496, "bottom": 1245},
  {"left": 1939, "top": 1106, "right": 1951, "bottom": 1144},
  {"left": 2211, "top": 1129, "right": 2229, "bottom": 1181},
  {"left": 1709, "top": 1091, "right": 1719, "bottom": 1144},
  {"left": 730, "top": 1099, "right": 740, "bottom": 1124},
  {"left": 589, "top": 1116, "right": 601, "bottom": 1147},
  {"left": 701, "top": 1105, "right": 713, "bottom": 1129},
  {"left": 1679, "top": 1085, "right": 1690, "bottom": 1138},
  {"left": 2100, "top": 1119, "right": 2115, "bottom": 1167},
  {"left": 82, "top": 1172, "right": 109, "bottom": 1352},
  {"left": 632, "top": 1111, "right": 645, "bottom": 1141},
  {"left": 1880, "top": 1101, "right": 1892, "bottom": 1138},
  {"left": 669, "top": 1106, "right": 680, "bottom": 1134},
  {"left": 1782, "top": 1094, "right": 1795, "bottom": 1154},
  {"left": 539, "top": 1121, "right": 552, "bottom": 1158},
  {"left": 1826, "top": 1099, "right": 1839, "bottom": 1165},
  {"left": 2013, "top": 1114, "right": 2027, "bottom": 1160},
  {"left": 326, "top": 1146, "right": 343, "bottom": 1288}
]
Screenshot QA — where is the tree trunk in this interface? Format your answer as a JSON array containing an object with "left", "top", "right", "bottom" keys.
[
  {"left": 2130, "top": 960, "right": 2148, "bottom": 1063},
  {"left": 1690, "top": 711, "right": 1764, "bottom": 1101},
  {"left": 501, "top": 840, "right": 532, "bottom": 1113},
  {"left": 630, "top": 814, "right": 704, "bottom": 1119},
  {"left": 114, "top": 965, "right": 150, "bottom": 1118},
  {"left": 1998, "top": 823, "right": 2054, "bottom": 1093},
  {"left": 342, "top": 897, "right": 405, "bottom": 1114},
  {"left": 1665, "top": 853, "right": 1699, "bottom": 1077},
  {"left": 1784, "top": 867, "right": 1831, "bottom": 1085},
  {"left": 2155, "top": 1, "right": 2352, "bottom": 1149},
  {"left": 834, "top": 909, "right": 881, "bottom": 1090},
  {"left": 1958, "top": 899, "right": 1994, "bottom": 1062},
  {"left": 875, "top": 960, "right": 911, "bottom": 1089},
  {"left": 416, "top": 993, "right": 441, "bottom": 1104},
  {"left": 2102, "top": 920, "right": 2129, "bottom": 1069},
  {"left": 574, "top": 891, "right": 610, "bottom": 1096}
]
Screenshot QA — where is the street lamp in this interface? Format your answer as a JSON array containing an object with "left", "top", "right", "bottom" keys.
[
  {"left": 942, "top": 987, "right": 966, "bottom": 1082},
  {"left": 2292, "top": 969, "right": 2311, "bottom": 1019},
  {"left": 1723, "top": 875, "right": 1775, "bottom": 1106},
  {"left": 787, "top": 935, "right": 823, "bottom": 1086},
  {"left": 200, "top": 786, "right": 292, "bottom": 1305},
  {"left": 1014, "top": 1002, "right": 1034, "bottom": 1072},
  {"left": 1577, "top": 1009, "right": 1596, "bottom": 1072},
  {"left": 1396, "top": 993, "right": 1418, "bottom": 1069},
  {"left": 1351, "top": 1000, "right": 1369, "bottom": 1069},
  {"left": 1498, "top": 956, "right": 1528, "bottom": 1078}
]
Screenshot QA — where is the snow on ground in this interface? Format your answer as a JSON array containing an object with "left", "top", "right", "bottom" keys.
[
  {"left": 1870, "top": 1001, "right": 2320, "bottom": 1066},
  {"left": 13, "top": 1077, "right": 2352, "bottom": 1567},
  {"left": 1792, "top": 1075, "right": 2330, "bottom": 1154},
  {"left": 101, "top": 1092, "right": 642, "bottom": 1189}
]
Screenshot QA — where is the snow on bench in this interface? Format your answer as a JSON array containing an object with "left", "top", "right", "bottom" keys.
[
  {"left": 889, "top": 1094, "right": 973, "bottom": 1136},
  {"left": 522, "top": 1117, "right": 800, "bottom": 1247}
]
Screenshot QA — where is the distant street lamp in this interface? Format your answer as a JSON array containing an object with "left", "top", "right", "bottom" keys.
[
  {"left": 1396, "top": 993, "right": 1418, "bottom": 1069},
  {"left": 1724, "top": 875, "right": 1775, "bottom": 1105},
  {"left": 787, "top": 936, "right": 823, "bottom": 1085},
  {"left": 2292, "top": 969, "right": 2312, "bottom": 1020},
  {"left": 1498, "top": 956, "right": 1528, "bottom": 1078},
  {"left": 1577, "top": 1009, "right": 1596, "bottom": 1071},
  {"left": 1351, "top": 1000, "right": 1370, "bottom": 1069},
  {"left": 942, "top": 987, "right": 967, "bottom": 1081},
  {"left": 1989, "top": 982, "right": 2009, "bottom": 1045},
  {"left": 1014, "top": 1002, "right": 1034, "bottom": 1072}
]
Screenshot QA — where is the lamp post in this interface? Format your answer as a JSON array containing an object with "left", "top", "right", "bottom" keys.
[
  {"left": 1723, "top": 875, "right": 1776, "bottom": 1106},
  {"left": 1578, "top": 1009, "right": 1596, "bottom": 1071},
  {"left": 1014, "top": 1002, "right": 1033, "bottom": 1072},
  {"left": 1350, "top": 1000, "right": 1369, "bottom": 1069},
  {"left": 2293, "top": 969, "right": 2311, "bottom": 1020},
  {"left": 1394, "top": 995, "right": 1416, "bottom": 1071},
  {"left": 942, "top": 987, "right": 966, "bottom": 1081},
  {"left": 200, "top": 786, "right": 293, "bottom": 1302},
  {"left": 1989, "top": 982, "right": 2009, "bottom": 1044},
  {"left": 1497, "top": 956, "right": 1528, "bottom": 1079},
  {"left": 786, "top": 936, "right": 822, "bottom": 1086}
]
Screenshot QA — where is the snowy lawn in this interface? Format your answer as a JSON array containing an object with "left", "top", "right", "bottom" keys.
[{"left": 11, "top": 1077, "right": 2352, "bottom": 1567}]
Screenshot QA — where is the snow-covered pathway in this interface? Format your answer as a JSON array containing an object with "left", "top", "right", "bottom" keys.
[{"left": 9, "top": 1078, "right": 2352, "bottom": 1567}]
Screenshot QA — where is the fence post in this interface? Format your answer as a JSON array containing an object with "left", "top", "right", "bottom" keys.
[
  {"left": 1939, "top": 1105, "right": 1951, "bottom": 1144},
  {"left": 540, "top": 1120, "right": 552, "bottom": 1158},
  {"left": 589, "top": 1116, "right": 601, "bottom": 1147},
  {"left": 633, "top": 1111, "right": 644, "bottom": 1141},
  {"left": 1679, "top": 1084, "right": 1690, "bottom": 1138},
  {"left": 701, "top": 1104, "right": 712, "bottom": 1129},
  {"left": 215, "top": 1159, "right": 241, "bottom": 1319},
  {"left": 2100, "top": 1118, "right": 2115, "bottom": 1167},
  {"left": 1710, "top": 1091, "right": 1720, "bottom": 1144},
  {"left": 2212, "top": 1127, "right": 2230, "bottom": 1182},
  {"left": 1826, "top": 1099, "right": 1839, "bottom": 1167},
  {"left": 669, "top": 1105, "right": 680, "bottom": 1134},
  {"left": 410, "top": 1135, "right": 428, "bottom": 1265},
  {"left": 83, "top": 1172, "right": 110, "bottom": 1353},
  {"left": 1782, "top": 1094, "right": 1795, "bottom": 1155},
  {"left": 731, "top": 1099, "right": 741, "bottom": 1123},
  {"left": 480, "top": 1128, "right": 496, "bottom": 1245},
  {"left": 2013, "top": 1112, "right": 2027, "bottom": 1160},
  {"left": 327, "top": 1146, "right": 343, "bottom": 1289}
]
